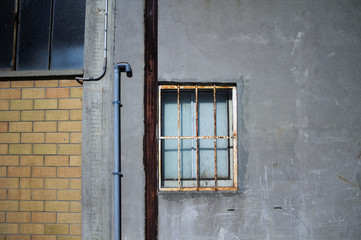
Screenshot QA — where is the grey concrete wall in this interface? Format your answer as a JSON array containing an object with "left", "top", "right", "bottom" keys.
[{"left": 158, "top": 0, "right": 361, "bottom": 239}]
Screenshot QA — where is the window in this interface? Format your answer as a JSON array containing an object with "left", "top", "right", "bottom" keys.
[
  {"left": 159, "top": 84, "right": 238, "bottom": 191},
  {"left": 0, "top": 0, "right": 85, "bottom": 71}
]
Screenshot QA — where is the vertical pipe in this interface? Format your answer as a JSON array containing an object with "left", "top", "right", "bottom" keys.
[{"left": 113, "top": 67, "right": 121, "bottom": 240}]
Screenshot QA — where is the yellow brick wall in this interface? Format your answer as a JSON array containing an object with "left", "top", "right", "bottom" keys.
[{"left": 0, "top": 80, "right": 82, "bottom": 240}]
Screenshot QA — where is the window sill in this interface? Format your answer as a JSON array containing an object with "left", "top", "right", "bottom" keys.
[{"left": 0, "top": 69, "right": 84, "bottom": 79}]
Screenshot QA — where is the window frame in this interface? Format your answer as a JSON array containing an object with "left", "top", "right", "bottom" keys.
[{"left": 158, "top": 84, "right": 238, "bottom": 191}]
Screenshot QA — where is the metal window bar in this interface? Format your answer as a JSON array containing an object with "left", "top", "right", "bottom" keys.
[{"left": 159, "top": 85, "right": 238, "bottom": 191}]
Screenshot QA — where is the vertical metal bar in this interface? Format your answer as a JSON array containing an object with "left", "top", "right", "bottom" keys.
[
  {"left": 195, "top": 86, "right": 199, "bottom": 190},
  {"left": 213, "top": 85, "right": 218, "bottom": 190},
  {"left": 232, "top": 87, "right": 238, "bottom": 189},
  {"left": 12, "top": 0, "right": 20, "bottom": 70},
  {"left": 177, "top": 85, "right": 181, "bottom": 190},
  {"left": 158, "top": 87, "right": 162, "bottom": 189},
  {"left": 48, "top": 0, "right": 54, "bottom": 69}
]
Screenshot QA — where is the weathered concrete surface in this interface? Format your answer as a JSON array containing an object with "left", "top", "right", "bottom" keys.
[{"left": 158, "top": 0, "right": 361, "bottom": 239}]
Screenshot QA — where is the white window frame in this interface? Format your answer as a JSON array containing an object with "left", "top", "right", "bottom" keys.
[{"left": 158, "top": 84, "right": 238, "bottom": 191}]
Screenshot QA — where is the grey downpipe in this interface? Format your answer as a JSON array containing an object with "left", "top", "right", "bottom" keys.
[
  {"left": 76, "top": 0, "right": 108, "bottom": 81},
  {"left": 113, "top": 63, "right": 132, "bottom": 240}
]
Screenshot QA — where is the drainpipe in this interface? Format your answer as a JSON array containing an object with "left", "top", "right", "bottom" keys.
[{"left": 113, "top": 63, "right": 132, "bottom": 240}]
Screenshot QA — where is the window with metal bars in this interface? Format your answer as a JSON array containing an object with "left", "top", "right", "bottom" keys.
[
  {"left": 0, "top": 0, "right": 85, "bottom": 71},
  {"left": 158, "top": 84, "right": 238, "bottom": 191}
]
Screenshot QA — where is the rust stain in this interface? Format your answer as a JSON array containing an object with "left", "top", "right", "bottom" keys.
[{"left": 337, "top": 175, "right": 358, "bottom": 188}]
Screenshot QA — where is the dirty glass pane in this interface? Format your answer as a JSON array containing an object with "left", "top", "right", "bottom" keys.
[
  {"left": 0, "top": 1, "right": 15, "bottom": 70},
  {"left": 217, "top": 139, "right": 231, "bottom": 179},
  {"left": 161, "top": 90, "right": 178, "bottom": 137},
  {"left": 162, "top": 139, "right": 178, "bottom": 180},
  {"left": 198, "top": 90, "right": 214, "bottom": 136},
  {"left": 17, "top": 0, "right": 51, "bottom": 70},
  {"left": 199, "top": 139, "right": 214, "bottom": 180},
  {"left": 51, "top": 0, "right": 85, "bottom": 69},
  {"left": 179, "top": 90, "right": 194, "bottom": 137}
]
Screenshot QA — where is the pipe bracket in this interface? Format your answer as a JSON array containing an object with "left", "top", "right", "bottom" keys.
[
  {"left": 112, "top": 172, "right": 123, "bottom": 177},
  {"left": 112, "top": 101, "right": 123, "bottom": 107}
]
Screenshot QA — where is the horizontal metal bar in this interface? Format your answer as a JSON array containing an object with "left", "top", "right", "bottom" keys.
[
  {"left": 159, "top": 135, "right": 233, "bottom": 140},
  {"left": 159, "top": 85, "right": 234, "bottom": 90},
  {"left": 159, "top": 186, "right": 238, "bottom": 191}
]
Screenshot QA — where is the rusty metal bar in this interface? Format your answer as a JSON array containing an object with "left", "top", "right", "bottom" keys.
[
  {"left": 159, "top": 85, "right": 234, "bottom": 90},
  {"left": 158, "top": 88, "right": 162, "bottom": 189},
  {"left": 213, "top": 85, "right": 218, "bottom": 190},
  {"left": 159, "top": 136, "right": 232, "bottom": 140},
  {"left": 159, "top": 186, "right": 237, "bottom": 192},
  {"left": 232, "top": 87, "right": 238, "bottom": 189},
  {"left": 195, "top": 86, "right": 199, "bottom": 190},
  {"left": 177, "top": 85, "right": 181, "bottom": 190}
]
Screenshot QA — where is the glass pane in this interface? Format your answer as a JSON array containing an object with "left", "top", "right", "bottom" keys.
[
  {"left": 179, "top": 90, "right": 194, "bottom": 137},
  {"left": 198, "top": 90, "right": 214, "bottom": 136},
  {"left": 216, "top": 91, "right": 231, "bottom": 136},
  {"left": 17, "top": 0, "right": 51, "bottom": 70},
  {"left": 180, "top": 139, "right": 195, "bottom": 179},
  {"left": 199, "top": 139, "right": 214, "bottom": 180},
  {"left": 217, "top": 139, "right": 231, "bottom": 179},
  {"left": 0, "top": 0, "right": 15, "bottom": 70},
  {"left": 162, "top": 139, "right": 178, "bottom": 180},
  {"left": 161, "top": 90, "right": 178, "bottom": 137},
  {"left": 51, "top": 0, "right": 85, "bottom": 69}
]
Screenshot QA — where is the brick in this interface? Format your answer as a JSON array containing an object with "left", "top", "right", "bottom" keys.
[
  {"left": 20, "top": 156, "right": 43, "bottom": 166},
  {"left": 57, "top": 237, "right": 81, "bottom": 240},
  {"left": 70, "top": 133, "right": 81, "bottom": 144},
  {"left": 57, "top": 213, "right": 81, "bottom": 224},
  {"left": 0, "top": 167, "right": 6, "bottom": 177},
  {"left": 70, "top": 202, "right": 81, "bottom": 213},
  {"left": 70, "top": 179, "right": 81, "bottom": 190},
  {"left": 32, "top": 236, "right": 56, "bottom": 240},
  {"left": 70, "top": 110, "right": 82, "bottom": 120},
  {"left": 59, "top": 99, "right": 82, "bottom": 110},
  {"left": 0, "top": 201, "right": 18, "bottom": 211},
  {"left": 70, "top": 88, "right": 82, "bottom": 98},
  {"left": 0, "top": 89, "right": 21, "bottom": 99},
  {"left": 8, "top": 167, "right": 31, "bottom": 177},
  {"left": 35, "top": 80, "right": 58, "bottom": 88},
  {"left": 21, "top": 133, "right": 44, "bottom": 143},
  {"left": 0, "top": 223, "right": 18, "bottom": 234},
  {"left": 0, "top": 189, "right": 6, "bottom": 199},
  {"left": 20, "top": 178, "right": 44, "bottom": 189},
  {"left": 0, "top": 122, "right": 8, "bottom": 132},
  {"left": 69, "top": 156, "right": 81, "bottom": 167},
  {"left": 0, "top": 100, "right": 9, "bottom": 110},
  {"left": 45, "top": 110, "right": 69, "bottom": 121},
  {"left": 21, "top": 111, "right": 45, "bottom": 121},
  {"left": 0, "top": 155, "right": 19, "bottom": 166},
  {"left": 44, "top": 224, "right": 69, "bottom": 235},
  {"left": 7, "top": 212, "right": 31, "bottom": 223},
  {"left": 22, "top": 88, "right": 45, "bottom": 99},
  {"left": 46, "top": 88, "right": 70, "bottom": 99},
  {"left": 33, "top": 144, "right": 57, "bottom": 155},
  {"left": 33, "top": 122, "right": 57, "bottom": 132},
  {"left": 0, "top": 81, "right": 10, "bottom": 88},
  {"left": 59, "top": 80, "right": 81, "bottom": 87},
  {"left": 44, "top": 201, "right": 69, "bottom": 212},
  {"left": 70, "top": 224, "right": 81, "bottom": 235},
  {"left": 0, "top": 178, "right": 19, "bottom": 188},
  {"left": 0, "top": 111, "right": 20, "bottom": 121},
  {"left": 57, "top": 167, "right": 81, "bottom": 178},
  {"left": 7, "top": 189, "right": 31, "bottom": 200},
  {"left": 0, "top": 144, "right": 8, "bottom": 154},
  {"left": 11, "top": 80, "right": 34, "bottom": 88},
  {"left": 0, "top": 212, "right": 4, "bottom": 222},
  {"left": 44, "top": 156, "right": 69, "bottom": 166},
  {"left": 34, "top": 100, "right": 58, "bottom": 110},
  {"left": 32, "top": 212, "right": 56, "bottom": 223},
  {"left": 9, "top": 144, "right": 32, "bottom": 154},
  {"left": 45, "top": 133, "right": 69, "bottom": 144},
  {"left": 10, "top": 100, "right": 34, "bottom": 110},
  {"left": 9, "top": 122, "right": 32, "bottom": 132},
  {"left": 45, "top": 179, "right": 69, "bottom": 189},
  {"left": 0, "top": 133, "right": 20, "bottom": 143},
  {"left": 20, "top": 223, "right": 44, "bottom": 234},
  {"left": 20, "top": 201, "right": 44, "bottom": 211},
  {"left": 32, "top": 190, "right": 56, "bottom": 201},
  {"left": 32, "top": 167, "right": 56, "bottom": 178},
  {"left": 57, "top": 145, "right": 81, "bottom": 155},
  {"left": 57, "top": 190, "right": 81, "bottom": 201},
  {"left": 58, "top": 122, "right": 81, "bottom": 132},
  {"left": 6, "top": 236, "right": 30, "bottom": 240}
]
